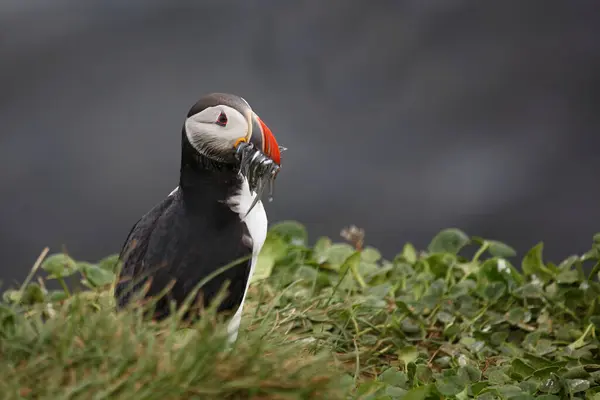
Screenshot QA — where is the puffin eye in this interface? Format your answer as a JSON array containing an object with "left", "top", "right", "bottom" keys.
[{"left": 216, "top": 112, "right": 228, "bottom": 127}]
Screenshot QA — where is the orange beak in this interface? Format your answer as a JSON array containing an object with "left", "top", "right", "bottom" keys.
[{"left": 250, "top": 115, "right": 281, "bottom": 165}]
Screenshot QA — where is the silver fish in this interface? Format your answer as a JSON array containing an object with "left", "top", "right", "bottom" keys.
[{"left": 235, "top": 141, "right": 284, "bottom": 217}]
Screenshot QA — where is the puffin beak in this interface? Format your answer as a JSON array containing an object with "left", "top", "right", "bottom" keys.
[
  {"left": 234, "top": 112, "right": 284, "bottom": 214},
  {"left": 249, "top": 113, "right": 281, "bottom": 165}
]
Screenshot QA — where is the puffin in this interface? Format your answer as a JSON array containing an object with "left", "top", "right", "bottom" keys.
[{"left": 114, "top": 93, "right": 283, "bottom": 342}]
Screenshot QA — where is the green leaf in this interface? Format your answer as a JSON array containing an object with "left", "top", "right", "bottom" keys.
[
  {"left": 534, "top": 366, "right": 564, "bottom": 380},
  {"left": 511, "top": 359, "right": 535, "bottom": 378},
  {"left": 401, "top": 384, "right": 432, "bottom": 400},
  {"left": 97, "top": 254, "right": 120, "bottom": 273},
  {"left": 294, "top": 265, "right": 318, "bottom": 283},
  {"left": 435, "top": 374, "right": 467, "bottom": 396},
  {"left": 558, "top": 255, "right": 579, "bottom": 270},
  {"left": 41, "top": 253, "right": 77, "bottom": 279},
  {"left": 522, "top": 353, "right": 552, "bottom": 370},
  {"left": 518, "top": 380, "right": 538, "bottom": 394},
  {"left": 588, "top": 261, "right": 600, "bottom": 282},
  {"left": 385, "top": 385, "right": 406, "bottom": 398},
  {"left": 593, "top": 232, "right": 600, "bottom": 248},
  {"left": 361, "top": 246, "right": 381, "bottom": 263},
  {"left": 378, "top": 368, "right": 408, "bottom": 388},
  {"left": 487, "top": 240, "right": 517, "bottom": 258},
  {"left": 486, "top": 368, "right": 511, "bottom": 385},
  {"left": 396, "top": 345, "right": 419, "bottom": 367},
  {"left": 507, "top": 394, "right": 535, "bottom": 400},
  {"left": 355, "top": 380, "right": 385, "bottom": 397},
  {"left": 556, "top": 269, "right": 579, "bottom": 284},
  {"left": 3, "top": 284, "right": 47, "bottom": 305},
  {"left": 436, "top": 311, "right": 454, "bottom": 325},
  {"left": 414, "top": 365, "right": 433, "bottom": 384},
  {"left": 48, "top": 290, "right": 68, "bottom": 302},
  {"left": 20, "top": 283, "right": 46, "bottom": 305},
  {"left": 358, "top": 261, "right": 380, "bottom": 278},
  {"left": 325, "top": 243, "right": 355, "bottom": 269},
  {"left": 562, "top": 366, "right": 590, "bottom": 380},
  {"left": 483, "top": 281, "right": 506, "bottom": 302},
  {"left": 521, "top": 243, "right": 556, "bottom": 282},
  {"left": 340, "top": 251, "right": 364, "bottom": 288},
  {"left": 401, "top": 243, "right": 417, "bottom": 264},
  {"left": 252, "top": 235, "right": 288, "bottom": 283},
  {"left": 427, "top": 228, "right": 470, "bottom": 254},
  {"left": 2, "top": 290, "right": 22, "bottom": 304},
  {"left": 268, "top": 220, "right": 308, "bottom": 246},
  {"left": 490, "top": 384, "right": 525, "bottom": 397},
  {"left": 566, "top": 378, "right": 590, "bottom": 393},
  {"left": 507, "top": 308, "right": 525, "bottom": 325},
  {"left": 81, "top": 264, "right": 115, "bottom": 288},
  {"left": 313, "top": 237, "right": 332, "bottom": 263},
  {"left": 469, "top": 382, "right": 489, "bottom": 396}
]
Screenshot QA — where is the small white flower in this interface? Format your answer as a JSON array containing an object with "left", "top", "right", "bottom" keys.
[{"left": 497, "top": 259, "right": 509, "bottom": 273}]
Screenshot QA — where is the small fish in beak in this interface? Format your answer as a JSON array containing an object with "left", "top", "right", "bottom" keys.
[{"left": 235, "top": 141, "right": 285, "bottom": 217}]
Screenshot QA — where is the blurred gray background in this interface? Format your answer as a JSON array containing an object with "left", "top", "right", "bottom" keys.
[{"left": 1, "top": 1, "right": 599, "bottom": 285}]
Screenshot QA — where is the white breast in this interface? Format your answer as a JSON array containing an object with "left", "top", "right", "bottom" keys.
[{"left": 224, "top": 175, "right": 268, "bottom": 342}]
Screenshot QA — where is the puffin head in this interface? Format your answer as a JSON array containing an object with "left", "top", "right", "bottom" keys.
[
  {"left": 182, "top": 93, "right": 284, "bottom": 210},
  {"left": 183, "top": 93, "right": 281, "bottom": 166}
]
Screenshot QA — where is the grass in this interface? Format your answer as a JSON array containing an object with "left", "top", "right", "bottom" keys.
[{"left": 1, "top": 221, "right": 600, "bottom": 399}]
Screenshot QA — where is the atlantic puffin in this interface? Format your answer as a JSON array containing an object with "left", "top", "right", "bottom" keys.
[{"left": 114, "top": 93, "right": 283, "bottom": 342}]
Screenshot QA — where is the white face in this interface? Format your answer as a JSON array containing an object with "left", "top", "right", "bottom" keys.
[{"left": 184, "top": 104, "right": 250, "bottom": 161}]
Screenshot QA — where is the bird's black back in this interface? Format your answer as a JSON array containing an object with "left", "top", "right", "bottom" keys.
[{"left": 114, "top": 169, "right": 253, "bottom": 320}]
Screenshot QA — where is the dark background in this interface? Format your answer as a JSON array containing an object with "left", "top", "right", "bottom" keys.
[{"left": 1, "top": 1, "right": 599, "bottom": 286}]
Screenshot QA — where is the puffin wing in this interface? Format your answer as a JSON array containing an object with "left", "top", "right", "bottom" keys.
[
  {"left": 115, "top": 194, "right": 176, "bottom": 307},
  {"left": 115, "top": 189, "right": 254, "bottom": 319}
]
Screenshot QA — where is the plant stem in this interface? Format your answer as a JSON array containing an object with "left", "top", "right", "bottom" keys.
[{"left": 58, "top": 278, "right": 71, "bottom": 297}]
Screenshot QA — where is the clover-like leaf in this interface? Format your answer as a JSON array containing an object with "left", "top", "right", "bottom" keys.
[
  {"left": 521, "top": 243, "right": 557, "bottom": 282},
  {"left": 511, "top": 358, "right": 535, "bottom": 378},
  {"left": 252, "top": 235, "right": 289, "bottom": 283},
  {"left": 268, "top": 220, "right": 308, "bottom": 246},
  {"left": 48, "top": 290, "right": 68, "bottom": 302},
  {"left": 458, "top": 365, "right": 482, "bottom": 383},
  {"left": 396, "top": 345, "right": 419, "bottom": 367},
  {"left": 556, "top": 269, "right": 579, "bottom": 284},
  {"left": 427, "top": 228, "right": 470, "bottom": 255},
  {"left": 401, "top": 242, "right": 417, "bottom": 264},
  {"left": 378, "top": 367, "right": 408, "bottom": 388},
  {"left": 2, "top": 290, "right": 21, "bottom": 304},
  {"left": 487, "top": 240, "right": 517, "bottom": 258},
  {"left": 312, "top": 237, "right": 332, "bottom": 264},
  {"left": 41, "top": 253, "right": 77, "bottom": 279},
  {"left": 483, "top": 281, "right": 506, "bottom": 302},
  {"left": 566, "top": 378, "right": 590, "bottom": 393},
  {"left": 81, "top": 264, "right": 115, "bottom": 288},
  {"left": 19, "top": 283, "right": 47, "bottom": 305},
  {"left": 97, "top": 254, "right": 120, "bottom": 273},
  {"left": 435, "top": 373, "right": 467, "bottom": 396},
  {"left": 401, "top": 384, "right": 432, "bottom": 400},
  {"left": 324, "top": 243, "right": 355, "bottom": 269}
]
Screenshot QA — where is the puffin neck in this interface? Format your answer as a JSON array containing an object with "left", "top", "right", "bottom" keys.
[{"left": 179, "top": 140, "right": 241, "bottom": 198}]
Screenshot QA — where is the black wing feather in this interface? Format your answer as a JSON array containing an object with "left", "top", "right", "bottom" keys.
[{"left": 115, "top": 189, "right": 253, "bottom": 319}]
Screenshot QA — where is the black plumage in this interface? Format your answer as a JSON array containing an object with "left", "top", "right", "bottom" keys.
[
  {"left": 114, "top": 164, "right": 252, "bottom": 320},
  {"left": 114, "top": 94, "right": 259, "bottom": 320}
]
